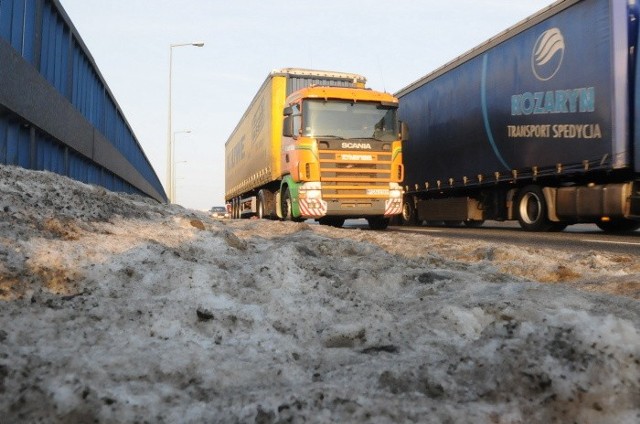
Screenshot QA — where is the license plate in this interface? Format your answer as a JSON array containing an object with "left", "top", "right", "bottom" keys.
[{"left": 340, "top": 154, "right": 373, "bottom": 161}]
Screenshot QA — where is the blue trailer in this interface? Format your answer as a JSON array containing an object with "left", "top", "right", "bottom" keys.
[{"left": 396, "top": 0, "right": 640, "bottom": 232}]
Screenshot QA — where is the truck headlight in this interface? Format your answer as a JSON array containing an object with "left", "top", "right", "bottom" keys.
[
  {"left": 389, "top": 182, "right": 403, "bottom": 199},
  {"left": 299, "top": 182, "right": 323, "bottom": 200}
]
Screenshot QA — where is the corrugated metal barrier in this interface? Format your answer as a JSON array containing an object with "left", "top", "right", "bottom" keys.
[{"left": 0, "top": 0, "right": 167, "bottom": 202}]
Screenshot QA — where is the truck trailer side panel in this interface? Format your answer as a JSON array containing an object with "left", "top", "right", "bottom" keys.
[
  {"left": 225, "top": 76, "right": 287, "bottom": 200},
  {"left": 398, "top": 0, "right": 623, "bottom": 192},
  {"left": 635, "top": 0, "right": 640, "bottom": 173}
]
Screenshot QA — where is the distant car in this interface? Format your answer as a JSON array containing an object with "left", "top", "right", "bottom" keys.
[{"left": 210, "top": 206, "right": 229, "bottom": 219}]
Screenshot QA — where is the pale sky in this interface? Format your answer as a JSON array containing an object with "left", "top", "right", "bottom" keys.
[{"left": 59, "top": 0, "right": 555, "bottom": 210}]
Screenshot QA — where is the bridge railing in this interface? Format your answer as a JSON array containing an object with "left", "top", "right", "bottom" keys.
[{"left": 0, "top": 0, "right": 167, "bottom": 202}]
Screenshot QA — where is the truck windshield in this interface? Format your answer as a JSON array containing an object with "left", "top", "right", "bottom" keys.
[{"left": 302, "top": 100, "right": 398, "bottom": 141}]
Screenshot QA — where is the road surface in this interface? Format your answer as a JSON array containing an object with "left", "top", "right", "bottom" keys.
[{"left": 341, "top": 220, "right": 640, "bottom": 256}]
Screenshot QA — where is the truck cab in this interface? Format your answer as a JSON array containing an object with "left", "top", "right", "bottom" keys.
[{"left": 278, "top": 86, "right": 404, "bottom": 229}]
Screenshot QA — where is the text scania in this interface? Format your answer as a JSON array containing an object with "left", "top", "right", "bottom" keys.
[
  {"left": 511, "top": 87, "right": 595, "bottom": 116},
  {"left": 342, "top": 142, "right": 372, "bottom": 149}
]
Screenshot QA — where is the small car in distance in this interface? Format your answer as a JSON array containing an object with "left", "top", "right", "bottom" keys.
[{"left": 210, "top": 206, "right": 230, "bottom": 219}]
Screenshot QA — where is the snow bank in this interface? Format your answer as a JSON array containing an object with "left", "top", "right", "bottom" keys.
[{"left": 0, "top": 165, "right": 639, "bottom": 423}]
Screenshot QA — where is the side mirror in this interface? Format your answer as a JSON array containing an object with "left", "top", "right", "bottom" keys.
[
  {"left": 283, "top": 106, "right": 293, "bottom": 116},
  {"left": 400, "top": 121, "right": 409, "bottom": 141},
  {"left": 283, "top": 116, "right": 293, "bottom": 137}
]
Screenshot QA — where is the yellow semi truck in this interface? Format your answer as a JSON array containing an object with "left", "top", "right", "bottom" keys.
[{"left": 225, "top": 68, "right": 405, "bottom": 229}]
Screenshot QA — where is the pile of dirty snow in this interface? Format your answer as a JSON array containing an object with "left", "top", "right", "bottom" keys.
[{"left": 0, "top": 165, "right": 639, "bottom": 423}]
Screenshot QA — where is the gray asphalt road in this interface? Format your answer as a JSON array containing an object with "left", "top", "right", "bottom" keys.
[{"left": 386, "top": 221, "right": 640, "bottom": 256}]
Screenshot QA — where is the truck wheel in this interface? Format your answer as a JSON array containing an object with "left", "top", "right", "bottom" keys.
[
  {"left": 232, "top": 198, "right": 239, "bottom": 219},
  {"left": 257, "top": 192, "right": 266, "bottom": 219},
  {"left": 281, "top": 188, "right": 293, "bottom": 221},
  {"left": 367, "top": 216, "right": 389, "bottom": 230},
  {"left": 281, "top": 188, "right": 304, "bottom": 222},
  {"left": 401, "top": 199, "right": 417, "bottom": 226},
  {"left": 235, "top": 197, "right": 242, "bottom": 219},
  {"left": 516, "top": 185, "right": 553, "bottom": 231},
  {"left": 257, "top": 198, "right": 264, "bottom": 219},
  {"left": 596, "top": 218, "right": 640, "bottom": 233}
]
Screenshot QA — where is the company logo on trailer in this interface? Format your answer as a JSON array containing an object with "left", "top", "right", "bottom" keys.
[{"left": 531, "top": 28, "right": 565, "bottom": 81}]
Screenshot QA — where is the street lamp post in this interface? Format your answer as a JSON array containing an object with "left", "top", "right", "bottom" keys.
[
  {"left": 166, "top": 41, "right": 204, "bottom": 203},
  {"left": 171, "top": 130, "right": 191, "bottom": 203},
  {"left": 173, "top": 161, "right": 188, "bottom": 204}
]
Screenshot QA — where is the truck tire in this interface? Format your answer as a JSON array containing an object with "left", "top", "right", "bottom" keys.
[
  {"left": 236, "top": 197, "right": 242, "bottom": 219},
  {"left": 401, "top": 199, "right": 417, "bottom": 226},
  {"left": 596, "top": 218, "right": 640, "bottom": 233},
  {"left": 281, "top": 188, "right": 293, "bottom": 221},
  {"left": 281, "top": 188, "right": 304, "bottom": 222},
  {"left": 232, "top": 198, "right": 239, "bottom": 219},
  {"left": 257, "top": 191, "right": 267, "bottom": 219},
  {"left": 516, "top": 185, "right": 554, "bottom": 232},
  {"left": 257, "top": 197, "right": 265, "bottom": 219},
  {"left": 367, "top": 216, "right": 389, "bottom": 230}
]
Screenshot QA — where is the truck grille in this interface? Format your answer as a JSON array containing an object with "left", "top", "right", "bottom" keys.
[{"left": 318, "top": 150, "right": 392, "bottom": 199}]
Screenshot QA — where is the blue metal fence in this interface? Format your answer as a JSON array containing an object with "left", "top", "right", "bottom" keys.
[
  {"left": 0, "top": 0, "right": 166, "bottom": 202},
  {"left": 0, "top": 117, "right": 30, "bottom": 167}
]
